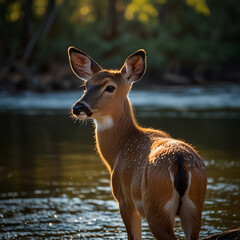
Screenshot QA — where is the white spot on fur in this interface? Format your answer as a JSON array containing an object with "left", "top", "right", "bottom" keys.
[
  {"left": 164, "top": 170, "right": 180, "bottom": 223},
  {"left": 164, "top": 189, "right": 180, "bottom": 223},
  {"left": 164, "top": 169, "right": 197, "bottom": 234},
  {"left": 181, "top": 172, "right": 196, "bottom": 209},
  {"left": 94, "top": 116, "right": 114, "bottom": 131},
  {"left": 179, "top": 172, "right": 197, "bottom": 240}
]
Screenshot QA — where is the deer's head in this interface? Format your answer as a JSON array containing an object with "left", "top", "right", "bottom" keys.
[{"left": 68, "top": 47, "right": 146, "bottom": 124}]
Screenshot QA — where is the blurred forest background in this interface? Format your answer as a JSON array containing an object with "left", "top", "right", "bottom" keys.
[{"left": 0, "top": 0, "right": 240, "bottom": 92}]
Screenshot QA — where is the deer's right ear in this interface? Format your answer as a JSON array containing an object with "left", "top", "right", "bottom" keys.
[{"left": 68, "top": 47, "right": 102, "bottom": 81}]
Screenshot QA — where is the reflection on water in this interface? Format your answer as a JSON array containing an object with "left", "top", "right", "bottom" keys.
[{"left": 0, "top": 89, "right": 240, "bottom": 239}]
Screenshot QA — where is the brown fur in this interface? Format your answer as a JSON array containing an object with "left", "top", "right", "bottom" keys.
[{"left": 69, "top": 48, "right": 207, "bottom": 240}]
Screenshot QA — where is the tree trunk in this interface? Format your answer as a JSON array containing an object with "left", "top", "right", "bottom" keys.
[
  {"left": 21, "top": 0, "right": 66, "bottom": 63},
  {"left": 43, "top": 0, "right": 55, "bottom": 37},
  {"left": 22, "top": 0, "right": 33, "bottom": 49},
  {"left": 105, "top": 0, "right": 117, "bottom": 40}
]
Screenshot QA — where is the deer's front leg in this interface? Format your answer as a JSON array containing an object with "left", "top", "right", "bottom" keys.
[{"left": 119, "top": 200, "right": 142, "bottom": 240}]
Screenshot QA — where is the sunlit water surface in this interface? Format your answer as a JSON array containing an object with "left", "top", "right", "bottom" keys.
[{"left": 0, "top": 86, "right": 240, "bottom": 239}]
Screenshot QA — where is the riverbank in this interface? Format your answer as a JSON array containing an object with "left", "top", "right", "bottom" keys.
[
  {"left": 1, "top": 62, "right": 240, "bottom": 93},
  {"left": 1, "top": 85, "right": 240, "bottom": 115}
]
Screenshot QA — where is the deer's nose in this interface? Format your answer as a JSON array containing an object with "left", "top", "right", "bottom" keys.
[
  {"left": 72, "top": 102, "right": 93, "bottom": 116},
  {"left": 72, "top": 103, "right": 88, "bottom": 115}
]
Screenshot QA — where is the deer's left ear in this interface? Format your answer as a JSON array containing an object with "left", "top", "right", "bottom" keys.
[
  {"left": 68, "top": 47, "right": 102, "bottom": 82},
  {"left": 120, "top": 49, "right": 146, "bottom": 82}
]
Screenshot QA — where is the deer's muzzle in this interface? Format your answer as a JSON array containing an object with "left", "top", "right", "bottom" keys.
[{"left": 72, "top": 102, "right": 92, "bottom": 117}]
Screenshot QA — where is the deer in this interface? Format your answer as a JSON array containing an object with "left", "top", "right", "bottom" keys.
[{"left": 68, "top": 47, "right": 207, "bottom": 240}]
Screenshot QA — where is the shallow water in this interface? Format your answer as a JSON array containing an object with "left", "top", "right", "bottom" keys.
[{"left": 0, "top": 87, "right": 240, "bottom": 239}]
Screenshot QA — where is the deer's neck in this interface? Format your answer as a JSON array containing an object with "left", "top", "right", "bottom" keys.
[{"left": 94, "top": 98, "right": 139, "bottom": 172}]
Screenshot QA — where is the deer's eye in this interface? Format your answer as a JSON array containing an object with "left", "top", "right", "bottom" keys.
[{"left": 105, "top": 86, "right": 115, "bottom": 93}]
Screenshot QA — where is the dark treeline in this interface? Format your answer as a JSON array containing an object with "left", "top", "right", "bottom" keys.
[{"left": 0, "top": 0, "right": 240, "bottom": 92}]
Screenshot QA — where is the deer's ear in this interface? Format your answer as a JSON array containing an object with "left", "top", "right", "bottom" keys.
[
  {"left": 120, "top": 49, "right": 146, "bottom": 83},
  {"left": 68, "top": 47, "right": 102, "bottom": 81}
]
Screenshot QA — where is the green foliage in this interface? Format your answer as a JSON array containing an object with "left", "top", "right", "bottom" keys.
[{"left": 1, "top": 0, "right": 240, "bottom": 81}]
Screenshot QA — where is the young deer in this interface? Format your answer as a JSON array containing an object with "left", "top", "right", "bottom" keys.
[{"left": 68, "top": 47, "right": 207, "bottom": 240}]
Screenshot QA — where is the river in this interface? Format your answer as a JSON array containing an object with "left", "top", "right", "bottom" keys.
[{"left": 0, "top": 85, "right": 239, "bottom": 239}]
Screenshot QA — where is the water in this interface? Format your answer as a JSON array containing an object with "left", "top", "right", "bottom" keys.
[{"left": 0, "top": 86, "right": 240, "bottom": 239}]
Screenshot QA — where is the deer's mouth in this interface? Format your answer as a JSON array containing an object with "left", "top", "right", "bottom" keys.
[{"left": 73, "top": 110, "right": 93, "bottom": 119}]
